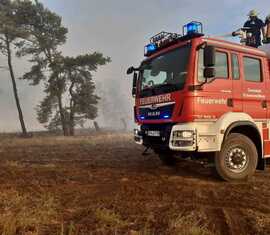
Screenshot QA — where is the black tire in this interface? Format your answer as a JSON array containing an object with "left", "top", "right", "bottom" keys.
[
  {"left": 155, "top": 150, "right": 177, "bottom": 166},
  {"left": 215, "top": 133, "right": 258, "bottom": 181}
]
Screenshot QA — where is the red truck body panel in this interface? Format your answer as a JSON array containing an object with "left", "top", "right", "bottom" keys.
[{"left": 135, "top": 37, "right": 269, "bottom": 125}]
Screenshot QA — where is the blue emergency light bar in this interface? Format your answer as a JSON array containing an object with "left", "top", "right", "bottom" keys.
[
  {"left": 144, "top": 31, "right": 181, "bottom": 56},
  {"left": 144, "top": 22, "right": 204, "bottom": 57}
]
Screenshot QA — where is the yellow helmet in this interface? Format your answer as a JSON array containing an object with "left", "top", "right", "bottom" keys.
[{"left": 248, "top": 10, "right": 258, "bottom": 17}]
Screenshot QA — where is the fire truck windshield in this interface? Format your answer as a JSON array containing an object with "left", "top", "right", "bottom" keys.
[{"left": 139, "top": 45, "right": 190, "bottom": 97}]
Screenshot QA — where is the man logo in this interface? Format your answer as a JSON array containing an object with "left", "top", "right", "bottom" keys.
[
  {"left": 150, "top": 104, "right": 158, "bottom": 110},
  {"left": 148, "top": 111, "right": 161, "bottom": 117}
]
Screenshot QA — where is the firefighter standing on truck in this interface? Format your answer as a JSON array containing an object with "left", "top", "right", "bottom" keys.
[
  {"left": 264, "top": 14, "right": 270, "bottom": 43},
  {"left": 243, "top": 10, "right": 265, "bottom": 47}
]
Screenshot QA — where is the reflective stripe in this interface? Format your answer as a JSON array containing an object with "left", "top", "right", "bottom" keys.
[{"left": 139, "top": 102, "right": 175, "bottom": 109}]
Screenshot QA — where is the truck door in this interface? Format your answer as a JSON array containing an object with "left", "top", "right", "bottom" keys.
[
  {"left": 240, "top": 55, "right": 267, "bottom": 119},
  {"left": 196, "top": 49, "right": 233, "bottom": 120}
]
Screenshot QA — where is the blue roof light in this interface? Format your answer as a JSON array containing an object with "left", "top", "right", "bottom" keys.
[
  {"left": 183, "top": 21, "right": 203, "bottom": 35},
  {"left": 144, "top": 43, "right": 157, "bottom": 56},
  {"left": 187, "top": 23, "right": 198, "bottom": 33}
]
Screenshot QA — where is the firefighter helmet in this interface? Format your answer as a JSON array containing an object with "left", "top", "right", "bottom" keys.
[{"left": 248, "top": 10, "right": 258, "bottom": 17}]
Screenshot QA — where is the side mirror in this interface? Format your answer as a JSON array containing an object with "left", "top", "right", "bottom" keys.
[
  {"left": 127, "top": 66, "right": 135, "bottom": 75},
  {"left": 204, "top": 46, "right": 216, "bottom": 67},
  {"left": 204, "top": 67, "right": 216, "bottom": 79},
  {"left": 132, "top": 73, "right": 138, "bottom": 96}
]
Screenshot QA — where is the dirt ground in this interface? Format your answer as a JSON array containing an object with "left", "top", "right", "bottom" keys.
[{"left": 0, "top": 132, "right": 270, "bottom": 235}]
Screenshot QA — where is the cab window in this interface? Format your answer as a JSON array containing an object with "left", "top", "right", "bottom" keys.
[
  {"left": 198, "top": 50, "right": 229, "bottom": 82},
  {"left": 243, "top": 57, "right": 262, "bottom": 82},
  {"left": 215, "top": 51, "right": 228, "bottom": 78},
  {"left": 198, "top": 49, "right": 204, "bottom": 82},
  {"left": 231, "top": 54, "right": 240, "bottom": 80}
]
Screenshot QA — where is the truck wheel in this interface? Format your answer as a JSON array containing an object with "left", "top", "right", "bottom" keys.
[
  {"left": 155, "top": 150, "right": 177, "bottom": 166},
  {"left": 215, "top": 133, "right": 258, "bottom": 181}
]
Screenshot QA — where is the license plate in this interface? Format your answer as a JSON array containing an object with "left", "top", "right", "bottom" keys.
[{"left": 146, "top": 130, "right": 160, "bottom": 137}]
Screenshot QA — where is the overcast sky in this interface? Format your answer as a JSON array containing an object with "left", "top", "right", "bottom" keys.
[{"left": 0, "top": 0, "right": 270, "bottom": 132}]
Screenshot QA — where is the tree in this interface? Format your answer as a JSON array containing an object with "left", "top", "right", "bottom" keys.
[
  {"left": 35, "top": 53, "right": 111, "bottom": 135},
  {"left": 14, "top": 0, "right": 111, "bottom": 135},
  {"left": 17, "top": 0, "right": 69, "bottom": 135},
  {"left": 0, "top": 0, "right": 31, "bottom": 136}
]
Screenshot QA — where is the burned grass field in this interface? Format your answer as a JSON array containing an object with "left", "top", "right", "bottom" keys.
[{"left": 0, "top": 133, "right": 270, "bottom": 235}]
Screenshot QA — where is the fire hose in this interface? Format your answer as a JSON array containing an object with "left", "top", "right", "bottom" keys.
[{"left": 231, "top": 27, "right": 258, "bottom": 47}]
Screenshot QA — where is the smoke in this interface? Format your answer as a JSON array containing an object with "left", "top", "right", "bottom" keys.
[{"left": 95, "top": 78, "right": 133, "bottom": 130}]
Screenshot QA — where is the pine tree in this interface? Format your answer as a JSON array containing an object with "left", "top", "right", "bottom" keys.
[
  {"left": 0, "top": 0, "right": 31, "bottom": 136},
  {"left": 35, "top": 53, "right": 110, "bottom": 135}
]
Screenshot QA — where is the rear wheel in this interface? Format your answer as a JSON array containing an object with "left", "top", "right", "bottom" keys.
[{"left": 215, "top": 133, "right": 258, "bottom": 181}]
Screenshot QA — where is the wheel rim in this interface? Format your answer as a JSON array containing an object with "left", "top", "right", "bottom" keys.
[{"left": 225, "top": 147, "right": 249, "bottom": 173}]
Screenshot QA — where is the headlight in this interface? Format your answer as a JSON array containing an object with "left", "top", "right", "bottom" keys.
[
  {"left": 172, "top": 130, "right": 196, "bottom": 148},
  {"left": 182, "top": 131, "right": 193, "bottom": 138},
  {"left": 173, "top": 130, "right": 194, "bottom": 139}
]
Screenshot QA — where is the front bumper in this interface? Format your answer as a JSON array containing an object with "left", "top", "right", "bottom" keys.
[{"left": 134, "top": 129, "right": 143, "bottom": 145}]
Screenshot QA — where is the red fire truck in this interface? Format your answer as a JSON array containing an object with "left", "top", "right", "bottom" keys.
[{"left": 127, "top": 22, "right": 270, "bottom": 181}]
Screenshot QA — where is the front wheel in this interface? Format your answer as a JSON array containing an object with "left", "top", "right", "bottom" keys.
[{"left": 215, "top": 133, "right": 258, "bottom": 181}]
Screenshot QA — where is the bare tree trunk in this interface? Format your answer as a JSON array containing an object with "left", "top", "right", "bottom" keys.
[
  {"left": 6, "top": 37, "right": 27, "bottom": 136},
  {"left": 68, "top": 80, "right": 76, "bottom": 136},
  {"left": 93, "top": 121, "right": 100, "bottom": 132},
  {"left": 69, "top": 106, "right": 75, "bottom": 136},
  {"left": 57, "top": 94, "right": 68, "bottom": 136},
  {"left": 46, "top": 50, "right": 69, "bottom": 136},
  {"left": 69, "top": 111, "right": 75, "bottom": 136}
]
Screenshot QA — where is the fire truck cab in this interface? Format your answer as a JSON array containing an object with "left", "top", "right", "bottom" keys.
[{"left": 127, "top": 22, "right": 270, "bottom": 181}]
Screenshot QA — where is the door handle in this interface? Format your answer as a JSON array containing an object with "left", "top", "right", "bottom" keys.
[
  {"left": 227, "top": 98, "right": 233, "bottom": 107},
  {"left": 262, "top": 100, "right": 267, "bottom": 109}
]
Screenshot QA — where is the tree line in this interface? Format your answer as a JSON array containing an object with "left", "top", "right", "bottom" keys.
[{"left": 0, "top": 0, "right": 111, "bottom": 136}]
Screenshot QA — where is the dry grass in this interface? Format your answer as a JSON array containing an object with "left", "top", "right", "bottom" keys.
[
  {"left": 0, "top": 132, "right": 132, "bottom": 148},
  {"left": 244, "top": 209, "right": 270, "bottom": 235},
  {"left": 95, "top": 208, "right": 129, "bottom": 233},
  {"left": 168, "top": 212, "right": 215, "bottom": 235},
  {"left": 0, "top": 132, "right": 243, "bottom": 234},
  {"left": 93, "top": 208, "right": 214, "bottom": 235},
  {"left": 0, "top": 189, "right": 58, "bottom": 235}
]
